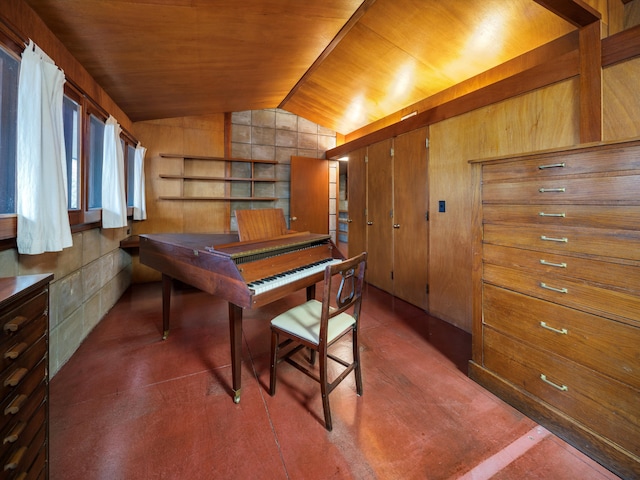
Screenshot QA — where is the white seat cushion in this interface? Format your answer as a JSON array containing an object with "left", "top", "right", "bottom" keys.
[{"left": 271, "top": 299, "right": 356, "bottom": 345}]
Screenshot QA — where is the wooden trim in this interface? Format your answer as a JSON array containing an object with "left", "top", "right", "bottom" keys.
[
  {"left": 279, "top": 0, "right": 378, "bottom": 109},
  {"left": 0, "top": 215, "right": 17, "bottom": 241},
  {"left": 534, "top": 0, "right": 601, "bottom": 27},
  {"left": 579, "top": 21, "right": 602, "bottom": 143},
  {"left": 602, "top": 23, "right": 640, "bottom": 67}
]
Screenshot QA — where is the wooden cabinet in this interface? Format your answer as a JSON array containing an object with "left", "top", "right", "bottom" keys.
[
  {"left": 469, "top": 140, "right": 640, "bottom": 479},
  {"left": 158, "top": 154, "right": 277, "bottom": 201},
  {"left": 345, "top": 147, "right": 367, "bottom": 262},
  {"left": 357, "top": 128, "right": 429, "bottom": 309},
  {"left": 0, "top": 274, "right": 52, "bottom": 479}
]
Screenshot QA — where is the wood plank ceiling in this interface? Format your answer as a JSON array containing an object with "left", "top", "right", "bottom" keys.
[{"left": 23, "top": 0, "right": 583, "bottom": 135}]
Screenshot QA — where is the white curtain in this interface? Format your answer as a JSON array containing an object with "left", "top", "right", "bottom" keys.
[
  {"left": 101, "top": 115, "right": 127, "bottom": 228},
  {"left": 16, "top": 40, "right": 72, "bottom": 255},
  {"left": 133, "top": 143, "right": 147, "bottom": 220}
]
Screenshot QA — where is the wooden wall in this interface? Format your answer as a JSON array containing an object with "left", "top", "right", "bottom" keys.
[
  {"left": 428, "top": 80, "right": 580, "bottom": 331},
  {"left": 131, "top": 115, "right": 226, "bottom": 282}
]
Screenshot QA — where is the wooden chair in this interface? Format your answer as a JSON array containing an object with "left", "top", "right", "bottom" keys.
[
  {"left": 269, "top": 252, "right": 367, "bottom": 431},
  {"left": 236, "top": 208, "right": 291, "bottom": 242}
]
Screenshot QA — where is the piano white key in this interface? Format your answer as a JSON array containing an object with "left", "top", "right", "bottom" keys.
[{"left": 247, "top": 258, "right": 341, "bottom": 295}]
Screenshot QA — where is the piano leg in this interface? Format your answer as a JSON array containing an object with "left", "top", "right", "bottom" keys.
[
  {"left": 229, "top": 302, "right": 243, "bottom": 403},
  {"left": 162, "top": 274, "right": 172, "bottom": 340}
]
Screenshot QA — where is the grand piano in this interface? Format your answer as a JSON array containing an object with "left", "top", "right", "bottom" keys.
[{"left": 139, "top": 231, "right": 344, "bottom": 403}]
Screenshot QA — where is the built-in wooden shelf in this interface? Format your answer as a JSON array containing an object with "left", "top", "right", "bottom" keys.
[{"left": 157, "top": 153, "right": 277, "bottom": 202}]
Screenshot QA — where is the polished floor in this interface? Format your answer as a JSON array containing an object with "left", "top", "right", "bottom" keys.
[{"left": 50, "top": 282, "right": 620, "bottom": 479}]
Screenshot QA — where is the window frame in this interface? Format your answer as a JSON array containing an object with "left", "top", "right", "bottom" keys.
[{"left": 0, "top": 35, "right": 139, "bottom": 243}]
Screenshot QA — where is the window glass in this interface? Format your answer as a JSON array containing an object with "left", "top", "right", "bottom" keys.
[
  {"left": 0, "top": 47, "right": 19, "bottom": 214},
  {"left": 63, "top": 95, "right": 81, "bottom": 210},
  {"left": 88, "top": 114, "right": 105, "bottom": 209},
  {"left": 127, "top": 143, "right": 135, "bottom": 207}
]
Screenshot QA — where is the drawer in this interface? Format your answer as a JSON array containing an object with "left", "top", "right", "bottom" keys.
[
  {"left": 482, "top": 284, "right": 640, "bottom": 388},
  {"left": 482, "top": 173, "right": 640, "bottom": 204},
  {"left": 0, "top": 400, "right": 45, "bottom": 452},
  {"left": 0, "top": 315, "right": 46, "bottom": 373},
  {"left": 482, "top": 204, "right": 640, "bottom": 231},
  {"left": 483, "top": 263, "right": 640, "bottom": 324},
  {"left": 1, "top": 419, "right": 45, "bottom": 478},
  {"left": 0, "top": 337, "right": 46, "bottom": 402},
  {"left": 0, "top": 291, "right": 48, "bottom": 349},
  {"left": 483, "top": 244, "right": 640, "bottom": 296},
  {"left": 483, "top": 223, "right": 640, "bottom": 261},
  {"left": 0, "top": 363, "right": 46, "bottom": 433},
  {"left": 481, "top": 144, "right": 640, "bottom": 182},
  {"left": 483, "top": 327, "right": 640, "bottom": 456}
]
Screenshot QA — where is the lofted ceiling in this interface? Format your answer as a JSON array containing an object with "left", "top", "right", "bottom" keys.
[{"left": 23, "top": 0, "right": 584, "bottom": 135}]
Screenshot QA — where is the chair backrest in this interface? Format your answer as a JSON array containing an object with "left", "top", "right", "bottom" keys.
[
  {"left": 236, "top": 208, "right": 289, "bottom": 242},
  {"left": 319, "top": 252, "right": 367, "bottom": 342}
]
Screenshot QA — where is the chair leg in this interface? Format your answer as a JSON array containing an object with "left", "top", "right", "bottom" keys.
[
  {"left": 270, "top": 330, "right": 278, "bottom": 396},
  {"left": 353, "top": 328, "right": 363, "bottom": 396},
  {"left": 319, "top": 352, "right": 332, "bottom": 431}
]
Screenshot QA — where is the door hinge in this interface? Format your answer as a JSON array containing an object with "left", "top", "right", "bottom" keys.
[
  {"left": 426, "top": 284, "right": 429, "bottom": 294},
  {"left": 365, "top": 155, "right": 368, "bottom": 163},
  {"left": 425, "top": 138, "right": 430, "bottom": 149},
  {"left": 425, "top": 211, "right": 429, "bottom": 221},
  {"left": 390, "top": 147, "right": 394, "bottom": 157},
  {"left": 391, "top": 271, "right": 394, "bottom": 280}
]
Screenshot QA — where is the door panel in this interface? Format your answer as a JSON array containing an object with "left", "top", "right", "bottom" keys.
[
  {"left": 290, "top": 156, "right": 329, "bottom": 234},
  {"left": 347, "top": 147, "right": 366, "bottom": 258},
  {"left": 393, "top": 128, "right": 429, "bottom": 309},
  {"left": 366, "top": 139, "right": 393, "bottom": 292}
]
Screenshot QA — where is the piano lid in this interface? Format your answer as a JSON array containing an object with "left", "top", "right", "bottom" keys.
[{"left": 207, "top": 232, "right": 332, "bottom": 262}]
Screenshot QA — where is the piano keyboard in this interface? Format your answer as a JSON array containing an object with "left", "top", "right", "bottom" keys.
[{"left": 247, "top": 258, "right": 341, "bottom": 295}]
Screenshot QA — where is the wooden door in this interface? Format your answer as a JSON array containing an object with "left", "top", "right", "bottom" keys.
[
  {"left": 290, "top": 156, "right": 329, "bottom": 234},
  {"left": 366, "top": 139, "right": 393, "bottom": 292},
  {"left": 347, "top": 147, "right": 367, "bottom": 258},
  {"left": 393, "top": 128, "right": 429, "bottom": 309}
]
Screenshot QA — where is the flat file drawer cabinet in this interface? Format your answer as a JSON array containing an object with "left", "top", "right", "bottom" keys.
[
  {"left": 469, "top": 140, "right": 640, "bottom": 479},
  {"left": 0, "top": 274, "right": 52, "bottom": 480}
]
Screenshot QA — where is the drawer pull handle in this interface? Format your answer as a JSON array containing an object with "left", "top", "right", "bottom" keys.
[
  {"left": 540, "top": 282, "right": 568, "bottom": 294},
  {"left": 538, "top": 162, "right": 565, "bottom": 170},
  {"left": 3, "top": 316, "right": 28, "bottom": 333},
  {"left": 4, "top": 368, "right": 28, "bottom": 387},
  {"left": 539, "top": 259, "right": 567, "bottom": 268},
  {"left": 540, "top": 374, "right": 568, "bottom": 391},
  {"left": 4, "top": 394, "right": 27, "bottom": 416},
  {"left": 4, "top": 343, "right": 27, "bottom": 360},
  {"left": 540, "top": 235, "right": 568, "bottom": 243},
  {"left": 3, "top": 421, "right": 26, "bottom": 444},
  {"left": 4, "top": 445, "right": 27, "bottom": 471},
  {"left": 538, "top": 212, "right": 565, "bottom": 217},
  {"left": 539, "top": 187, "right": 565, "bottom": 193},
  {"left": 540, "top": 321, "right": 568, "bottom": 335}
]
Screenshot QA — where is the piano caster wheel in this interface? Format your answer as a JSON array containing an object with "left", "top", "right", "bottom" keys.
[
  {"left": 233, "top": 390, "right": 241, "bottom": 404},
  {"left": 162, "top": 330, "right": 169, "bottom": 340}
]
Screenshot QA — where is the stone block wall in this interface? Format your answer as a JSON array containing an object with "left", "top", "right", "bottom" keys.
[
  {"left": 0, "top": 226, "right": 132, "bottom": 376},
  {"left": 230, "top": 109, "right": 338, "bottom": 240}
]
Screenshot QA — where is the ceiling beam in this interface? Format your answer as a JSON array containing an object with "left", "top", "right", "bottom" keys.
[
  {"left": 279, "top": 0, "right": 378, "bottom": 109},
  {"left": 534, "top": 0, "right": 601, "bottom": 27}
]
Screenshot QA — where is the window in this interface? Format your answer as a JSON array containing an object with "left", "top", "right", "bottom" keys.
[
  {"left": 63, "top": 93, "right": 81, "bottom": 210},
  {"left": 0, "top": 36, "right": 140, "bottom": 241},
  {"left": 0, "top": 46, "right": 19, "bottom": 215},
  {"left": 87, "top": 113, "right": 105, "bottom": 210}
]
